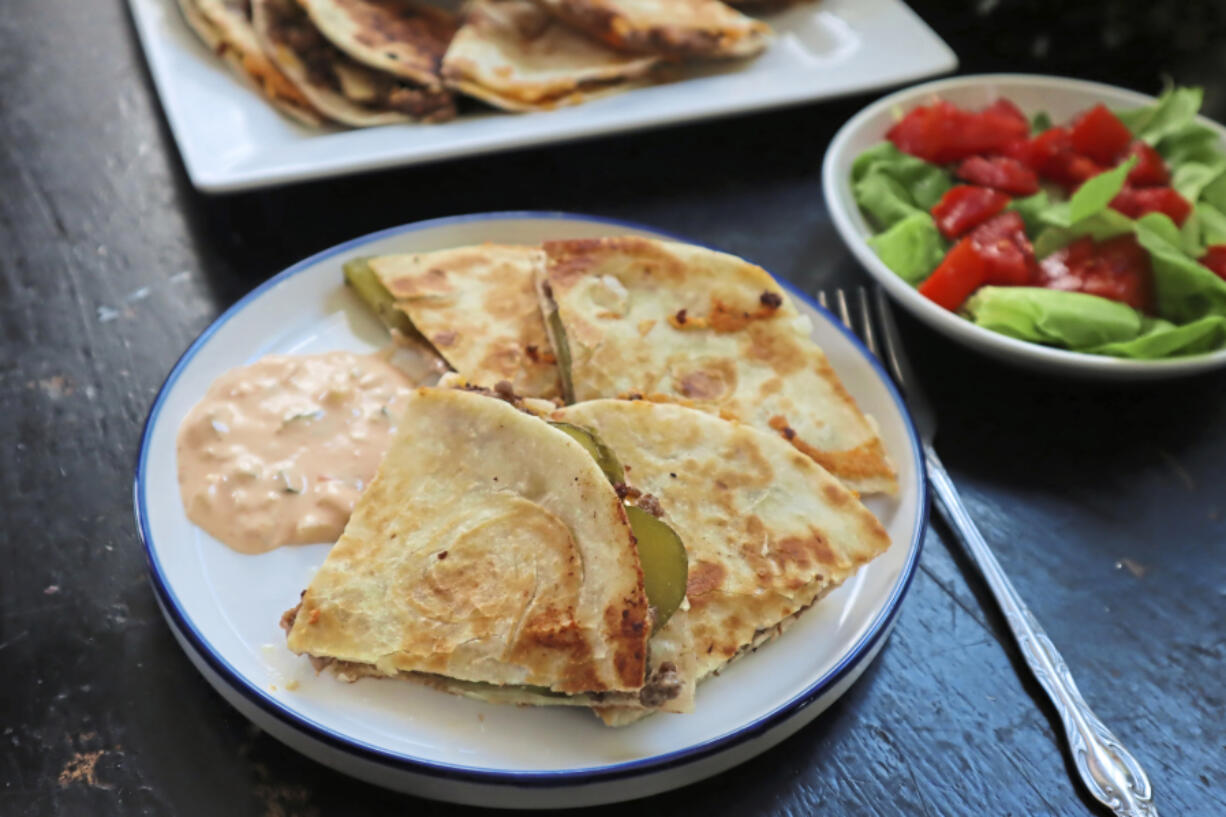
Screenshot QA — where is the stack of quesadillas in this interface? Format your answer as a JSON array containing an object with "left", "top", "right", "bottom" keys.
[
  {"left": 280, "top": 236, "right": 895, "bottom": 725},
  {"left": 176, "top": 0, "right": 802, "bottom": 124}
]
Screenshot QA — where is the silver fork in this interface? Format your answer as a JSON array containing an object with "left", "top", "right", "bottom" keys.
[{"left": 820, "top": 286, "right": 1157, "bottom": 817}]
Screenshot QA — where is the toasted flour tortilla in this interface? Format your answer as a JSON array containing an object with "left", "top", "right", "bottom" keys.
[
  {"left": 554, "top": 399, "right": 892, "bottom": 681},
  {"left": 539, "top": 236, "right": 898, "bottom": 494},
  {"left": 441, "top": 0, "right": 659, "bottom": 112},
  {"left": 284, "top": 388, "right": 651, "bottom": 695},
  {"left": 367, "top": 245, "right": 562, "bottom": 399},
  {"left": 534, "top": 0, "right": 771, "bottom": 59},
  {"left": 176, "top": 0, "right": 323, "bottom": 125},
  {"left": 252, "top": 0, "right": 455, "bottom": 125},
  {"left": 296, "top": 0, "right": 458, "bottom": 86}
]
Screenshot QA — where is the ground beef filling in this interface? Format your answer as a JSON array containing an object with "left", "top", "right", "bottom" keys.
[
  {"left": 638, "top": 661, "right": 682, "bottom": 708},
  {"left": 266, "top": 3, "right": 451, "bottom": 119}
]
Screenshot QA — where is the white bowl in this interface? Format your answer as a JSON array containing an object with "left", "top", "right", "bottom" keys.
[{"left": 822, "top": 73, "right": 1226, "bottom": 381}]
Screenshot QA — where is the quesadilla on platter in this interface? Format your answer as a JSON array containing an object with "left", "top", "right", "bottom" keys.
[
  {"left": 346, "top": 245, "right": 562, "bottom": 400},
  {"left": 537, "top": 236, "right": 898, "bottom": 494},
  {"left": 553, "top": 398, "right": 892, "bottom": 687},
  {"left": 283, "top": 386, "right": 696, "bottom": 721},
  {"left": 295, "top": 0, "right": 458, "bottom": 87},
  {"left": 533, "top": 0, "right": 771, "bottom": 59},
  {"left": 252, "top": 0, "right": 456, "bottom": 125},
  {"left": 440, "top": 0, "right": 659, "bottom": 113},
  {"left": 176, "top": 0, "right": 323, "bottom": 125}
]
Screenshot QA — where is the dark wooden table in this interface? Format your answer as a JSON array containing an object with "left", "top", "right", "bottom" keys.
[{"left": 4, "top": 2, "right": 1225, "bottom": 815}]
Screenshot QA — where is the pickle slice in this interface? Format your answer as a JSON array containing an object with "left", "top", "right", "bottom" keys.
[
  {"left": 546, "top": 308, "right": 575, "bottom": 403},
  {"left": 549, "top": 422, "right": 625, "bottom": 485},
  {"left": 343, "top": 258, "right": 416, "bottom": 337},
  {"left": 625, "top": 505, "right": 688, "bottom": 629}
]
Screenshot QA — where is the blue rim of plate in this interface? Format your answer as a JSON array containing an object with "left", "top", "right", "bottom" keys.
[{"left": 134, "top": 211, "right": 929, "bottom": 787}]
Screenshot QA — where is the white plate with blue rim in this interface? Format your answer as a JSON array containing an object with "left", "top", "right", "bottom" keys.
[
  {"left": 135, "top": 212, "right": 927, "bottom": 808},
  {"left": 823, "top": 73, "right": 1226, "bottom": 381}
]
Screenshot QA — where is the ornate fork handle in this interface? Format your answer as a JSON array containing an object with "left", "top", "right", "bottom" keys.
[{"left": 926, "top": 445, "right": 1157, "bottom": 817}]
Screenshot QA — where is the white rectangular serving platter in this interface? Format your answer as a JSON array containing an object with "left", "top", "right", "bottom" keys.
[{"left": 128, "top": 0, "right": 956, "bottom": 192}]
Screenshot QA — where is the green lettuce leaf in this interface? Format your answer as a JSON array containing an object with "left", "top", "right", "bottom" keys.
[
  {"left": 851, "top": 143, "right": 953, "bottom": 210},
  {"left": 1008, "top": 190, "right": 1051, "bottom": 235},
  {"left": 1204, "top": 172, "right": 1226, "bottom": 212},
  {"left": 1089, "top": 315, "right": 1226, "bottom": 358},
  {"left": 1116, "top": 86, "right": 1204, "bottom": 145},
  {"left": 1157, "top": 122, "right": 1226, "bottom": 167},
  {"left": 1033, "top": 209, "right": 1135, "bottom": 258},
  {"left": 1196, "top": 202, "right": 1226, "bottom": 246},
  {"left": 1171, "top": 159, "right": 1226, "bottom": 204},
  {"left": 854, "top": 171, "right": 921, "bottom": 230},
  {"left": 1068, "top": 156, "right": 1136, "bottom": 224},
  {"left": 1134, "top": 212, "right": 1226, "bottom": 321},
  {"left": 866, "top": 211, "right": 947, "bottom": 284},
  {"left": 963, "top": 286, "right": 1143, "bottom": 348}
]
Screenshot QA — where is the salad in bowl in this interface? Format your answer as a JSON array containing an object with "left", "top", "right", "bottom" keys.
[{"left": 824, "top": 75, "right": 1226, "bottom": 377}]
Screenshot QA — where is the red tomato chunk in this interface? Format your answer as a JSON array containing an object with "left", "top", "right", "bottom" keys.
[
  {"left": 1109, "top": 186, "right": 1192, "bottom": 226},
  {"left": 1037, "top": 234, "right": 1155, "bottom": 312},
  {"left": 1024, "top": 127, "right": 1105, "bottom": 189},
  {"left": 931, "top": 185, "right": 1011, "bottom": 239},
  {"left": 956, "top": 156, "right": 1039, "bottom": 195},
  {"left": 918, "top": 237, "right": 988, "bottom": 311},
  {"left": 1124, "top": 142, "right": 1170, "bottom": 187},
  {"left": 969, "top": 211, "right": 1038, "bottom": 285},
  {"left": 1069, "top": 104, "right": 1133, "bottom": 165},
  {"left": 1201, "top": 245, "right": 1226, "bottom": 280},
  {"left": 887, "top": 100, "right": 1029, "bottom": 164}
]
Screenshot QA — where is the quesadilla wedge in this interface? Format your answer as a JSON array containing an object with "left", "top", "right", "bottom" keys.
[
  {"left": 252, "top": 0, "right": 456, "bottom": 125},
  {"left": 283, "top": 386, "right": 695, "bottom": 718},
  {"left": 533, "top": 0, "right": 771, "bottom": 59},
  {"left": 176, "top": 0, "right": 323, "bottom": 125},
  {"left": 350, "top": 246, "right": 562, "bottom": 400},
  {"left": 441, "top": 0, "right": 659, "bottom": 112},
  {"left": 296, "top": 0, "right": 458, "bottom": 87},
  {"left": 553, "top": 398, "right": 892, "bottom": 686},
  {"left": 537, "top": 236, "right": 898, "bottom": 494}
]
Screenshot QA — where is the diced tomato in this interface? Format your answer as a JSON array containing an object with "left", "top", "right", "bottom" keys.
[
  {"left": 999, "top": 137, "right": 1035, "bottom": 165},
  {"left": 961, "top": 106, "right": 1031, "bottom": 158},
  {"left": 1037, "top": 237, "right": 1096, "bottom": 285},
  {"left": 887, "top": 100, "right": 968, "bottom": 164},
  {"left": 931, "top": 185, "right": 1011, "bottom": 239},
  {"left": 968, "top": 211, "right": 1038, "bottom": 285},
  {"left": 1109, "top": 186, "right": 1192, "bottom": 226},
  {"left": 956, "top": 156, "right": 1040, "bottom": 195},
  {"left": 887, "top": 99, "right": 1029, "bottom": 164},
  {"left": 1038, "top": 234, "right": 1154, "bottom": 312},
  {"left": 1070, "top": 104, "right": 1134, "bottom": 164},
  {"left": 1025, "top": 127, "right": 1072, "bottom": 172},
  {"left": 1124, "top": 141, "right": 1170, "bottom": 187},
  {"left": 1200, "top": 245, "right": 1226, "bottom": 280},
  {"left": 1023, "top": 127, "right": 1105, "bottom": 188},
  {"left": 983, "top": 98, "right": 1029, "bottom": 132},
  {"left": 918, "top": 237, "right": 989, "bottom": 311}
]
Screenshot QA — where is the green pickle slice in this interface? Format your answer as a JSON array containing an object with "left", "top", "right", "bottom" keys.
[
  {"left": 343, "top": 258, "right": 416, "bottom": 338},
  {"left": 548, "top": 421, "right": 689, "bottom": 628},
  {"left": 549, "top": 422, "right": 624, "bottom": 485},
  {"left": 546, "top": 309, "right": 575, "bottom": 403},
  {"left": 625, "top": 506, "right": 688, "bottom": 629}
]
